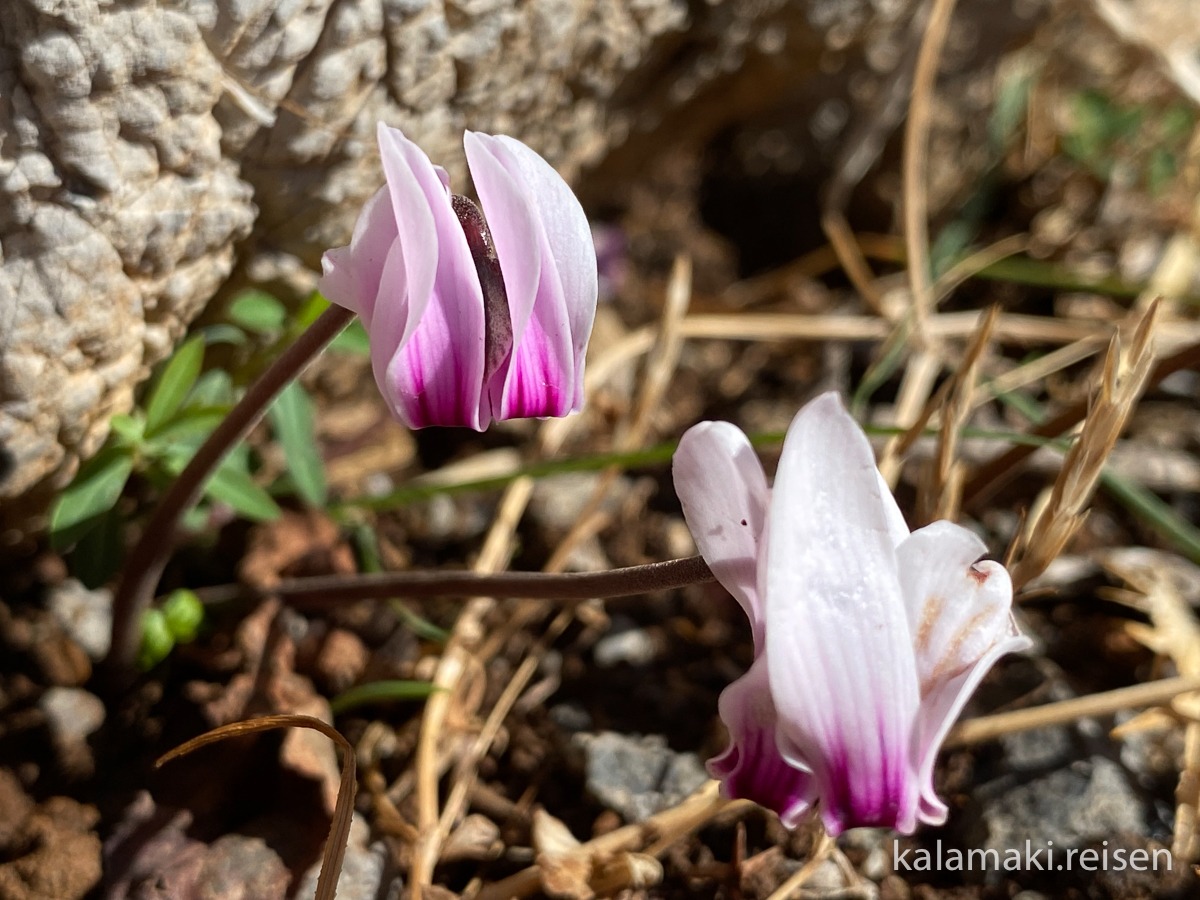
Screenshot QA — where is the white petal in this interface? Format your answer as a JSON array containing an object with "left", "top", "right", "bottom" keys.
[
  {"left": 896, "top": 522, "right": 1007, "bottom": 693},
  {"left": 766, "top": 392, "right": 922, "bottom": 833},
  {"left": 673, "top": 421, "right": 769, "bottom": 647},
  {"left": 877, "top": 470, "right": 910, "bottom": 547},
  {"left": 894, "top": 536, "right": 1030, "bottom": 825},
  {"left": 914, "top": 620, "right": 1030, "bottom": 825}
]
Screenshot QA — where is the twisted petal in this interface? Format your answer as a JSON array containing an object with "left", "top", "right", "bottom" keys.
[
  {"left": 709, "top": 657, "right": 815, "bottom": 826},
  {"left": 467, "top": 132, "right": 597, "bottom": 417},
  {"left": 896, "top": 525, "right": 1030, "bottom": 824},
  {"left": 377, "top": 124, "right": 488, "bottom": 430},
  {"left": 673, "top": 421, "right": 769, "bottom": 649},
  {"left": 766, "top": 392, "right": 922, "bottom": 835},
  {"left": 319, "top": 185, "right": 397, "bottom": 329}
]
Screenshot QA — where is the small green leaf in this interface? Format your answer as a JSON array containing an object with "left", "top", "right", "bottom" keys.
[
  {"left": 49, "top": 446, "right": 136, "bottom": 549},
  {"left": 989, "top": 61, "right": 1034, "bottom": 151},
  {"left": 163, "top": 589, "right": 205, "bottom": 643},
  {"left": 145, "top": 336, "right": 205, "bottom": 436},
  {"left": 330, "top": 680, "right": 438, "bottom": 715},
  {"left": 390, "top": 602, "right": 452, "bottom": 644},
  {"left": 186, "top": 370, "right": 235, "bottom": 409},
  {"left": 138, "top": 609, "right": 175, "bottom": 671},
  {"left": 268, "top": 382, "right": 327, "bottom": 506},
  {"left": 1101, "top": 472, "right": 1200, "bottom": 565},
  {"left": 227, "top": 290, "right": 287, "bottom": 334},
  {"left": 109, "top": 414, "right": 145, "bottom": 447},
  {"left": 204, "top": 462, "right": 282, "bottom": 521},
  {"left": 143, "top": 406, "right": 229, "bottom": 451},
  {"left": 200, "top": 323, "right": 249, "bottom": 347}
]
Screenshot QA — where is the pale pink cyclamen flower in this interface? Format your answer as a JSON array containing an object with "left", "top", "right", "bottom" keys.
[
  {"left": 320, "top": 124, "right": 598, "bottom": 430},
  {"left": 673, "top": 392, "right": 1030, "bottom": 835}
]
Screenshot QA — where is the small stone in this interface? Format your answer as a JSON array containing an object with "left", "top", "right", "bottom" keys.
[
  {"left": 39, "top": 687, "right": 105, "bottom": 746},
  {"left": 971, "top": 756, "right": 1148, "bottom": 855},
  {"left": 548, "top": 703, "right": 592, "bottom": 733},
  {"left": 573, "top": 732, "right": 708, "bottom": 822},
  {"left": 295, "top": 814, "right": 391, "bottom": 900},
  {"left": 46, "top": 579, "right": 112, "bottom": 661},
  {"left": 313, "top": 628, "right": 369, "bottom": 694},
  {"left": 39, "top": 687, "right": 106, "bottom": 779},
  {"left": 196, "top": 834, "right": 290, "bottom": 899},
  {"left": 593, "top": 627, "right": 657, "bottom": 668}
]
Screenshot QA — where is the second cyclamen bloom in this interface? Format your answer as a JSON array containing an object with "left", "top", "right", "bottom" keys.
[
  {"left": 320, "top": 124, "right": 598, "bottom": 430},
  {"left": 673, "top": 392, "right": 1029, "bottom": 835}
]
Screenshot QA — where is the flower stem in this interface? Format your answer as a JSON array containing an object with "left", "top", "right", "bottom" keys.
[
  {"left": 192, "top": 554, "right": 715, "bottom": 607},
  {"left": 106, "top": 305, "right": 354, "bottom": 676}
]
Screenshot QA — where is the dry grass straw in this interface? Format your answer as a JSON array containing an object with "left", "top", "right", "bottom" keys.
[
  {"left": 874, "top": 0, "right": 965, "bottom": 488},
  {"left": 763, "top": 831, "right": 837, "bottom": 900},
  {"left": 945, "top": 672, "right": 1200, "bottom": 748},
  {"left": 916, "top": 306, "right": 998, "bottom": 524},
  {"left": 821, "top": 211, "right": 890, "bottom": 317},
  {"left": 1103, "top": 557, "right": 1200, "bottom": 861},
  {"left": 475, "top": 782, "right": 751, "bottom": 900},
  {"left": 903, "top": 0, "right": 961, "bottom": 332},
  {"left": 963, "top": 338, "right": 1200, "bottom": 512},
  {"left": 978, "top": 333, "right": 1109, "bottom": 402},
  {"left": 1006, "top": 300, "right": 1161, "bottom": 591}
]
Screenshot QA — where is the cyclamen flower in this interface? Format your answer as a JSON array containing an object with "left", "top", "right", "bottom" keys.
[
  {"left": 320, "top": 124, "right": 598, "bottom": 430},
  {"left": 673, "top": 392, "right": 1029, "bottom": 835}
]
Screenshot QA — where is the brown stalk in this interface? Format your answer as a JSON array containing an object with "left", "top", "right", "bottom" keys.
[{"left": 192, "top": 555, "right": 714, "bottom": 607}]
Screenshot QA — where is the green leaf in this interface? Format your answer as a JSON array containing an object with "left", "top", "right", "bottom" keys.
[
  {"left": 390, "top": 602, "right": 452, "bottom": 644},
  {"left": 109, "top": 414, "right": 145, "bottom": 447},
  {"left": 68, "top": 506, "right": 124, "bottom": 588},
  {"left": 163, "top": 589, "right": 205, "bottom": 643},
  {"left": 989, "top": 61, "right": 1034, "bottom": 151},
  {"left": 137, "top": 609, "right": 175, "bottom": 671},
  {"left": 203, "top": 461, "right": 282, "bottom": 521},
  {"left": 329, "top": 319, "right": 371, "bottom": 356},
  {"left": 330, "top": 680, "right": 438, "bottom": 715},
  {"left": 227, "top": 290, "right": 287, "bottom": 334},
  {"left": 143, "top": 406, "right": 229, "bottom": 452},
  {"left": 268, "top": 382, "right": 327, "bottom": 506},
  {"left": 186, "top": 370, "right": 235, "bottom": 409},
  {"left": 200, "top": 324, "right": 249, "bottom": 347},
  {"left": 1101, "top": 472, "right": 1200, "bottom": 565},
  {"left": 49, "top": 446, "right": 136, "bottom": 549},
  {"left": 145, "top": 336, "right": 205, "bottom": 436}
]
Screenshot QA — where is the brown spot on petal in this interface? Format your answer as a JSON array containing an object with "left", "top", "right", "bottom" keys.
[
  {"left": 968, "top": 565, "right": 990, "bottom": 585},
  {"left": 922, "top": 607, "right": 1000, "bottom": 696},
  {"left": 915, "top": 595, "right": 946, "bottom": 658}
]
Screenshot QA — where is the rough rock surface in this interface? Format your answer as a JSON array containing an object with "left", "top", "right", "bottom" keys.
[{"left": 0, "top": 0, "right": 1059, "bottom": 535}]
